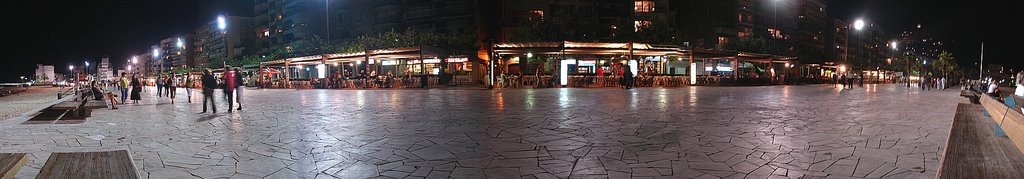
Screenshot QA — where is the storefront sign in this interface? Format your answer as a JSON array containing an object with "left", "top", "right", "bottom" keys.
[
  {"left": 408, "top": 58, "right": 441, "bottom": 64},
  {"left": 381, "top": 60, "right": 400, "bottom": 66},
  {"left": 447, "top": 57, "right": 469, "bottom": 63}
]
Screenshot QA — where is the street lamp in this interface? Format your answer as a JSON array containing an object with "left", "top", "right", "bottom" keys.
[
  {"left": 216, "top": 15, "right": 227, "bottom": 32},
  {"left": 176, "top": 37, "right": 185, "bottom": 49},
  {"left": 853, "top": 19, "right": 865, "bottom": 31},
  {"left": 217, "top": 15, "right": 229, "bottom": 67}
]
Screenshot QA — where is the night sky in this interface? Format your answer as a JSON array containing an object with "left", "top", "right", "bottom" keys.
[{"left": 3, "top": 0, "right": 1021, "bottom": 82}]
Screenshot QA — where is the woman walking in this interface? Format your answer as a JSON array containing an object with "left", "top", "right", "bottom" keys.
[
  {"left": 130, "top": 73, "right": 142, "bottom": 104},
  {"left": 234, "top": 67, "right": 244, "bottom": 111},
  {"left": 185, "top": 74, "right": 194, "bottom": 103},
  {"left": 167, "top": 74, "right": 177, "bottom": 103}
]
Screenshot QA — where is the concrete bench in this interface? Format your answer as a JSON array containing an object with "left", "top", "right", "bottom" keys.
[
  {"left": 936, "top": 103, "right": 1024, "bottom": 178},
  {"left": 0, "top": 153, "right": 28, "bottom": 179},
  {"left": 36, "top": 150, "right": 139, "bottom": 179}
]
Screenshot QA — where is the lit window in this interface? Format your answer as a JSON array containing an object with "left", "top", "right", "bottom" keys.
[
  {"left": 717, "top": 37, "right": 729, "bottom": 46},
  {"left": 738, "top": 14, "right": 743, "bottom": 23},
  {"left": 634, "top": 1, "right": 655, "bottom": 13},
  {"left": 263, "top": 30, "right": 270, "bottom": 37},
  {"left": 634, "top": 20, "right": 651, "bottom": 32},
  {"left": 767, "top": 28, "right": 783, "bottom": 39},
  {"left": 529, "top": 10, "right": 544, "bottom": 20}
]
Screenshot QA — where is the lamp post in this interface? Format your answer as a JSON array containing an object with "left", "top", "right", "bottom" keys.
[
  {"left": 69, "top": 65, "right": 75, "bottom": 85},
  {"left": 217, "top": 15, "right": 228, "bottom": 67},
  {"left": 846, "top": 19, "right": 865, "bottom": 77},
  {"left": 153, "top": 47, "right": 162, "bottom": 76}
]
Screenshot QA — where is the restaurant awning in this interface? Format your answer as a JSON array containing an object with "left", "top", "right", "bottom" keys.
[{"left": 260, "top": 46, "right": 446, "bottom": 66}]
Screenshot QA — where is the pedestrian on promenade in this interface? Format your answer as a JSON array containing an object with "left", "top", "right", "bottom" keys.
[
  {"left": 185, "top": 74, "right": 194, "bottom": 103},
  {"left": 223, "top": 66, "right": 236, "bottom": 112},
  {"left": 234, "top": 67, "right": 244, "bottom": 111},
  {"left": 130, "top": 73, "right": 142, "bottom": 104},
  {"left": 156, "top": 74, "right": 164, "bottom": 97},
  {"left": 165, "top": 75, "right": 173, "bottom": 98},
  {"left": 167, "top": 73, "right": 177, "bottom": 104},
  {"left": 1016, "top": 71, "right": 1024, "bottom": 97},
  {"left": 118, "top": 72, "right": 129, "bottom": 104},
  {"left": 201, "top": 69, "right": 217, "bottom": 113}
]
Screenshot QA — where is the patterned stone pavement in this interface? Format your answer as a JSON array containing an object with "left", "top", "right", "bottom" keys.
[{"left": 0, "top": 84, "right": 960, "bottom": 178}]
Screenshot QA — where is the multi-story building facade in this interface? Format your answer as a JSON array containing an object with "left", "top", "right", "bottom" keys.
[
  {"left": 794, "top": 0, "right": 828, "bottom": 63},
  {"left": 127, "top": 52, "right": 151, "bottom": 77},
  {"left": 160, "top": 36, "right": 194, "bottom": 69},
  {"left": 34, "top": 64, "right": 55, "bottom": 83},
  {"left": 98, "top": 56, "right": 115, "bottom": 81},
  {"left": 253, "top": 0, "right": 321, "bottom": 55},
  {"left": 829, "top": 18, "right": 849, "bottom": 64},
  {"left": 195, "top": 15, "right": 254, "bottom": 67}
]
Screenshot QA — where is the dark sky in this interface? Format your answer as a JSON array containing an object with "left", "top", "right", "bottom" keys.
[
  {"left": 827, "top": 0, "right": 1023, "bottom": 73},
  {"left": 3, "top": 0, "right": 1021, "bottom": 82}
]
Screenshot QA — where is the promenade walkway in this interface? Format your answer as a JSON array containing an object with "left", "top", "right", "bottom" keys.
[{"left": 0, "top": 84, "right": 959, "bottom": 178}]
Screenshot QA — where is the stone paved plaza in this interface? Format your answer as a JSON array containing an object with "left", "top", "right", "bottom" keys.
[{"left": 0, "top": 84, "right": 960, "bottom": 178}]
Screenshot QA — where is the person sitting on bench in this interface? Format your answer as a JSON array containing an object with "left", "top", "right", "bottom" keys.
[{"left": 90, "top": 81, "right": 104, "bottom": 100}]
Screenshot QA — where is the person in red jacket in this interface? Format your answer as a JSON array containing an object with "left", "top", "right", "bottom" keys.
[{"left": 222, "top": 66, "right": 236, "bottom": 112}]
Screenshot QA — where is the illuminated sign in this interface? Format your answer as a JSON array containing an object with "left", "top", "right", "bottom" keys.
[
  {"left": 447, "top": 57, "right": 469, "bottom": 62},
  {"left": 381, "top": 60, "right": 400, "bottom": 66}
]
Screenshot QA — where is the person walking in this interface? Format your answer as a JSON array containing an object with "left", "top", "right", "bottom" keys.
[
  {"left": 201, "top": 69, "right": 218, "bottom": 113},
  {"left": 118, "top": 72, "right": 129, "bottom": 104},
  {"left": 130, "top": 73, "right": 142, "bottom": 104},
  {"left": 234, "top": 67, "right": 244, "bottom": 111},
  {"left": 223, "top": 66, "right": 236, "bottom": 112},
  {"left": 185, "top": 74, "right": 194, "bottom": 103},
  {"left": 156, "top": 75, "right": 164, "bottom": 97},
  {"left": 167, "top": 73, "right": 177, "bottom": 103}
]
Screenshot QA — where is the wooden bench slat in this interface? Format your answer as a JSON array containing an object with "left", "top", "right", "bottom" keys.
[
  {"left": 938, "top": 104, "right": 1024, "bottom": 178},
  {"left": 0, "top": 153, "right": 28, "bottom": 179},
  {"left": 981, "top": 95, "right": 1009, "bottom": 124},
  {"left": 36, "top": 150, "right": 138, "bottom": 179},
  {"left": 1003, "top": 109, "right": 1024, "bottom": 155}
]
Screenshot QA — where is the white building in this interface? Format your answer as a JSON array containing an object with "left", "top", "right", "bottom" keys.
[
  {"left": 34, "top": 64, "right": 55, "bottom": 83},
  {"left": 98, "top": 56, "right": 115, "bottom": 81}
]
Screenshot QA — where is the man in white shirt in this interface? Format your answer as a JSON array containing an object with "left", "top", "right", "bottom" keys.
[
  {"left": 988, "top": 80, "right": 1000, "bottom": 97},
  {"left": 1015, "top": 71, "right": 1024, "bottom": 97}
]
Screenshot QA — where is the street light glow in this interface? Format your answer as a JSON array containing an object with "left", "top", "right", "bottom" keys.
[
  {"left": 890, "top": 41, "right": 898, "bottom": 50},
  {"left": 132, "top": 56, "right": 138, "bottom": 64},
  {"left": 176, "top": 38, "right": 184, "bottom": 48},
  {"left": 853, "top": 19, "right": 865, "bottom": 31},
  {"left": 153, "top": 48, "right": 160, "bottom": 58},
  {"left": 216, "top": 15, "right": 227, "bottom": 31}
]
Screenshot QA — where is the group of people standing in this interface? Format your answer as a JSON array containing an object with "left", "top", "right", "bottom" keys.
[
  {"left": 116, "top": 72, "right": 145, "bottom": 104},
  {"left": 109, "top": 66, "right": 245, "bottom": 114},
  {"left": 919, "top": 76, "right": 948, "bottom": 90},
  {"left": 200, "top": 66, "right": 244, "bottom": 113},
  {"left": 835, "top": 74, "right": 862, "bottom": 89}
]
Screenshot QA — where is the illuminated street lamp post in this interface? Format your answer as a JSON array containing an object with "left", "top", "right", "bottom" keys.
[
  {"left": 217, "top": 15, "right": 228, "bottom": 67},
  {"left": 845, "top": 19, "right": 866, "bottom": 77},
  {"left": 69, "top": 65, "right": 75, "bottom": 86}
]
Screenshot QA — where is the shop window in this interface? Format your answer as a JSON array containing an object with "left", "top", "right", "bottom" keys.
[
  {"left": 634, "top": 1, "right": 655, "bottom": 13},
  {"left": 634, "top": 20, "right": 651, "bottom": 32}
]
